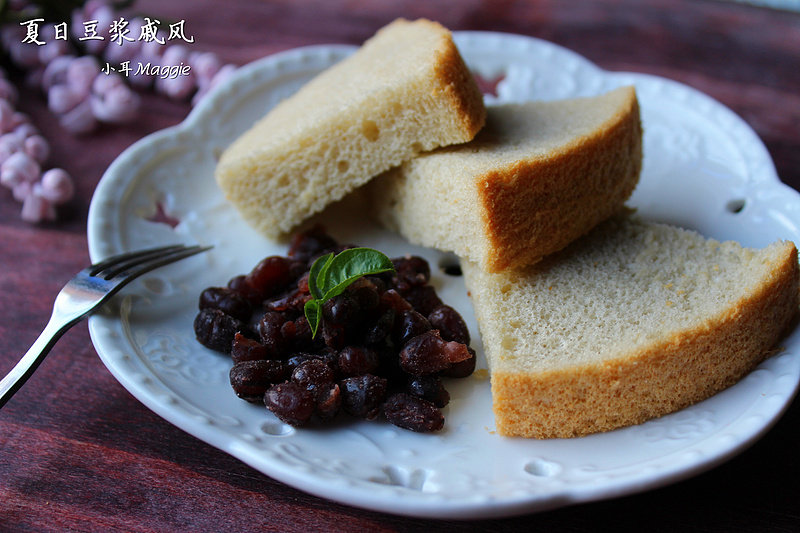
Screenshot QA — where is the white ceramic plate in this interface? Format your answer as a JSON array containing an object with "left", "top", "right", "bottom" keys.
[{"left": 86, "top": 32, "right": 800, "bottom": 519}]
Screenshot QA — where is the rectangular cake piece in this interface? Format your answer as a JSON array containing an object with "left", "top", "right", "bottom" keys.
[
  {"left": 463, "top": 215, "right": 799, "bottom": 438},
  {"left": 369, "top": 86, "right": 642, "bottom": 272},
  {"left": 215, "top": 18, "right": 486, "bottom": 239}
]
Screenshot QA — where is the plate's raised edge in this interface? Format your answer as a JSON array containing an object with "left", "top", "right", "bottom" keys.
[
  {"left": 87, "top": 43, "right": 357, "bottom": 263},
  {"left": 605, "top": 70, "right": 780, "bottom": 188},
  {"left": 456, "top": 29, "right": 781, "bottom": 190},
  {"left": 454, "top": 29, "right": 604, "bottom": 70}
]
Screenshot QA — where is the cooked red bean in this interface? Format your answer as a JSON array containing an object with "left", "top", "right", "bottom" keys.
[
  {"left": 442, "top": 346, "right": 477, "bottom": 378},
  {"left": 391, "top": 255, "right": 431, "bottom": 290},
  {"left": 399, "top": 330, "right": 471, "bottom": 375},
  {"left": 392, "top": 310, "right": 432, "bottom": 347},
  {"left": 258, "top": 311, "right": 289, "bottom": 357},
  {"left": 287, "top": 224, "right": 338, "bottom": 263},
  {"left": 402, "top": 285, "right": 443, "bottom": 316},
  {"left": 264, "top": 287, "right": 310, "bottom": 313},
  {"left": 339, "top": 374, "right": 387, "bottom": 420},
  {"left": 194, "top": 308, "right": 244, "bottom": 353},
  {"left": 379, "top": 289, "right": 412, "bottom": 313},
  {"left": 285, "top": 352, "right": 337, "bottom": 374},
  {"left": 264, "top": 382, "right": 316, "bottom": 426},
  {"left": 245, "top": 255, "right": 292, "bottom": 298},
  {"left": 199, "top": 287, "right": 252, "bottom": 321},
  {"left": 323, "top": 292, "right": 361, "bottom": 327},
  {"left": 348, "top": 277, "right": 380, "bottom": 311},
  {"left": 227, "top": 274, "right": 264, "bottom": 306},
  {"left": 230, "top": 359, "right": 288, "bottom": 402},
  {"left": 363, "top": 309, "right": 395, "bottom": 345},
  {"left": 428, "top": 304, "right": 470, "bottom": 345},
  {"left": 292, "top": 359, "right": 335, "bottom": 395},
  {"left": 407, "top": 375, "right": 450, "bottom": 407},
  {"left": 316, "top": 383, "right": 342, "bottom": 421},
  {"left": 230, "top": 332, "right": 268, "bottom": 363},
  {"left": 384, "top": 393, "right": 444, "bottom": 432},
  {"left": 337, "top": 346, "right": 379, "bottom": 377}
]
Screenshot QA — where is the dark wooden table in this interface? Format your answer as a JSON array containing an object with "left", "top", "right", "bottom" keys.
[{"left": 2, "top": 1, "right": 799, "bottom": 531}]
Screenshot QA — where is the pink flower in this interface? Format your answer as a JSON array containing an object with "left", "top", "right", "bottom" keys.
[
  {"left": 39, "top": 168, "right": 74, "bottom": 204},
  {"left": 24, "top": 135, "right": 50, "bottom": 164},
  {"left": 1, "top": 151, "right": 40, "bottom": 185},
  {"left": 21, "top": 188, "right": 57, "bottom": 223}
]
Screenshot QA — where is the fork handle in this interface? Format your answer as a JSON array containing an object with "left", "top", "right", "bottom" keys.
[{"left": 0, "top": 312, "right": 75, "bottom": 409}]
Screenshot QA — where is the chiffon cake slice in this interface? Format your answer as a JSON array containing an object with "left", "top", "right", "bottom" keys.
[
  {"left": 462, "top": 214, "right": 799, "bottom": 438},
  {"left": 215, "top": 18, "right": 486, "bottom": 239},
  {"left": 369, "top": 86, "right": 642, "bottom": 273}
]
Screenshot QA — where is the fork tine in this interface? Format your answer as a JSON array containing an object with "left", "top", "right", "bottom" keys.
[
  {"left": 107, "top": 245, "right": 213, "bottom": 284},
  {"left": 89, "top": 244, "right": 187, "bottom": 277}
]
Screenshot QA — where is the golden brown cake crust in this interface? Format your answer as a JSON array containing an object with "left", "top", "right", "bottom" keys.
[
  {"left": 478, "top": 88, "right": 642, "bottom": 272},
  {"left": 431, "top": 34, "right": 487, "bottom": 140},
  {"left": 491, "top": 243, "right": 799, "bottom": 438}
]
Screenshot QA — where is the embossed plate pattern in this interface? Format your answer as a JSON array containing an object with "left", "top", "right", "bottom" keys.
[{"left": 86, "top": 32, "right": 800, "bottom": 519}]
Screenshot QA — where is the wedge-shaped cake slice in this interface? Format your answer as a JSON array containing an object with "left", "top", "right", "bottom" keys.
[
  {"left": 215, "top": 18, "right": 485, "bottom": 239},
  {"left": 463, "top": 215, "right": 799, "bottom": 438},
  {"left": 370, "top": 86, "right": 642, "bottom": 272}
]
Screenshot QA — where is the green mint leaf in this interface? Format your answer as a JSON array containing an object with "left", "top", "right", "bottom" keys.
[
  {"left": 317, "top": 247, "right": 395, "bottom": 301},
  {"left": 304, "top": 299, "right": 323, "bottom": 339},
  {"left": 307, "top": 252, "right": 334, "bottom": 300},
  {"left": 304, "top": 247, "right": 395, "bottom": 338}
]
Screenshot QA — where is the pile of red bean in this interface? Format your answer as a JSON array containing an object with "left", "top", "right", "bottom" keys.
[{"left": 193, "top": 226, "right": 475, "bottom": 432}]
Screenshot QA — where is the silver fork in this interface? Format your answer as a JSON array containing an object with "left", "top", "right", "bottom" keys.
[{"left": 0, "top": 244, "right": 212, "bottom": 408}]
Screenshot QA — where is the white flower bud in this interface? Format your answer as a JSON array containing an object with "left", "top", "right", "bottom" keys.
[{"left": 39, "top": 168, "right": 75, "bottom": 204}]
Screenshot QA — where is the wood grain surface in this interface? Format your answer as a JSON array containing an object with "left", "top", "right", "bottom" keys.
[{"left": 1, "top": 1, "right": 799, "bottom": 531}]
